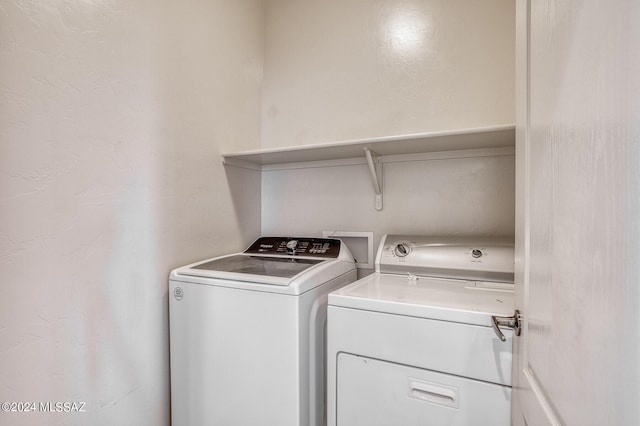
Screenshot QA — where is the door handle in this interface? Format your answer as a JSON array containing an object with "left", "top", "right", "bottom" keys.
[{"left": 491, "top": 310, "right": 522, "bottom": 341}]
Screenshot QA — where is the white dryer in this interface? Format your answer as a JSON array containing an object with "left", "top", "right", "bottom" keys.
[
  {"left": 170, "top": 237, "right": 356, "bottom": 426},
  {"left": 327, "top": 235, "right": 515, "bottom": 426}
]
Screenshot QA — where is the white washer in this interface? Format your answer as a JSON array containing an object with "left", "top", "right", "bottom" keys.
[
  {"left": 327, "top": 235, "right": 515, "bottom": 426},
  {"left": 170, "top": 237, "right": 356, "bottom": 426}
]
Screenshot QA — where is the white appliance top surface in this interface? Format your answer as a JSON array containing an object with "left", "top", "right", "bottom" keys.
[
  {"left": 190, "top": 254, "right": 324, "bottom": 279},
  {"left": 329, "top": 273, "right": 514, "bottom": 326},
  {"left": 171, "top": 237, "right": 355, "bottom": 290},
  {"left": 175, "top": 253, "right": 330, "bottom": 286}
]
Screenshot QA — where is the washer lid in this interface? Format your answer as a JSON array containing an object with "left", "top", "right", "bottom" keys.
[
  {"left": 189, "top": 254, "right": 324, "bottom": 279},
  {"left": 173, "top": 236, "right": 351, "bottom": 287},
  {"left": 329, "top": 273, "right": 514, "bottom": 327},
  {"left": 175, "top": 254, "right": 328, "bottom": 286}
]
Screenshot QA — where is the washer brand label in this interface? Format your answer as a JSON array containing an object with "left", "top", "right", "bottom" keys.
[{"left": 173, "top": 287, "right": 184, "bottom": 301}]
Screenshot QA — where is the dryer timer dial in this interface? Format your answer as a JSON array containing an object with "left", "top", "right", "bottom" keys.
[
  {"left": 394, "top": 243, "right": 411, "bottom": 257},
  {"left": 471, "top": 249, "right": 483, "bottom": 258}
]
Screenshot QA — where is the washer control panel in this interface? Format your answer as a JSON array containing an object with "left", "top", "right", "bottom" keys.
[{"left": 245, "top": 237, "right": 341, "bottom": 258}]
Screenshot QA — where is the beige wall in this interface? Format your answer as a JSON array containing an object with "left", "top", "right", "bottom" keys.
[
  {"left": 0, "top": 1, "right": 262, "bottom": 424},
  {"left": 262, "top": 0, "right": 515, "bottom": 148}
]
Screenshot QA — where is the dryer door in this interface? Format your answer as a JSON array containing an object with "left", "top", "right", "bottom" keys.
[{"left": 336, "top": 354, "right": 511, "bottom": 426}]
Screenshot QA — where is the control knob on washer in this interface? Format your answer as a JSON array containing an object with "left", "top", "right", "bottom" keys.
[
  {"left": 286, "top": 240, "right": 298, "bottom": 254},
  {"left": 394, "top": 243, "right": 411, "bottom": 257}
]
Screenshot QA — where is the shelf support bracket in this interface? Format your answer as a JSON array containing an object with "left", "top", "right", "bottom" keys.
[{"left": 364, "top": 148, "right": 383, "bottom": 211}]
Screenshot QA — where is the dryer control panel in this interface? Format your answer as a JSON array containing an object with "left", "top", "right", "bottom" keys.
[
  {"left": 245, "top": 237, "right": 342, "bottom": 258},
  {"left": 377, "top": 235, "right": 515, "bottom": 283}
]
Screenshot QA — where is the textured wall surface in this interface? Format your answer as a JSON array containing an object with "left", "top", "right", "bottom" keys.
[
  {"left": 262, "top": 0, "right": 515, "bottom": 148},
  {"left": 0, "top": 1, "right": 262, "bottom": 425}
]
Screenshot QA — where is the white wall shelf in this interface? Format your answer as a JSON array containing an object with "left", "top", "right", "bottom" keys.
[
  {"left": 222, "top": 124, "right": 515, "bottom": 211},
  {"left": 221, "top": 125, "right": 515, "bottom": 171}
]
